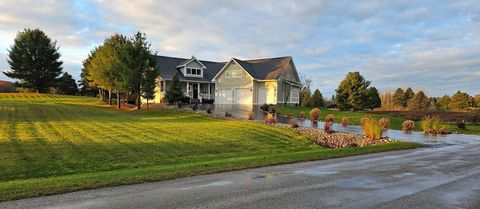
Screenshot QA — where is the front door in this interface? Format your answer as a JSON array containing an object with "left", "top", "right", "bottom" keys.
[{"left": 193, "top": 84, "right": 198, "bottom": 99}]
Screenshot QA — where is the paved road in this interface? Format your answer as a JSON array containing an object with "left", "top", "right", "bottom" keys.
[{"left": 2, "top": 140, "right": 480, "bottom": 209}]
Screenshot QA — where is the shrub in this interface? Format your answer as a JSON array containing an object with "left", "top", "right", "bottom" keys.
[
  {"left": 402, "top": 120, "right": 415, "bottom": 133},
  {"left": 298, "top": 111, "right": 306, "bottom": 119},
  {"left": 287, "top": 112, "right": 293, "bottom": 119},
  {"left": 192, "top": 105, "right": 197, "bottom": 111},
  {"left": 457, "top": 120, "right": 466, "bottom": 130},
  {"left": 324, "top": 121, "right": 334, "bottom": 134},
  {"left": 206, "top": 105, "right": 213, "bottom": 114},
  {"left": 341, "top": 117, "right": 349, "bottom": 127},
  {"left": 265, "top": 113, "right": 276, "bottom": 124},
  {"left": 268, "top": 106, "right": 276, "bottom": 114},
  {"left": 310, "top": 108, "right": 320, "bottom": 123},
  {"left": 260, "top": 104, "right": 269, "bottom": 112},
  {"left": 378, "top": 118, "right": 390, "bottom": 130},
  {"left": 225, "top": 111, "right": 232, "bottom": 117},
  {"left": 360, "top": 117, "right": 383, "bottom": 140},
  {"left": 325, "top": 114, "right": 334, "bottom": 122},
  {"left": 290, "top": 119, "right": 299, "bottom": 128},
  {"left": 247, "top": 111, "right": 253, "bottom": 120},
  {"left": 421, "top": 116, "right": 449, "bottom": 134}
]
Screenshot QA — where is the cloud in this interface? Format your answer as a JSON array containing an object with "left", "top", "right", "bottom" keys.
[{"left": 0, "top": 0, "right": 479, "bottom": 97}]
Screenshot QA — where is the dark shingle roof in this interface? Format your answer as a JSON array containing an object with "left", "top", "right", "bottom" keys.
[
  {"left": 233, "top": 56, "right": 294, "bottom": 80},
  {"left": 155, "top": 55, "right": 298, "bottom": 82},
  {"left": 155, "top": 55, "right": 224, "bottom": 82}
]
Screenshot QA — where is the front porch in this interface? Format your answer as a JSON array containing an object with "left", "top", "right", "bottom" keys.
[{"left": 185, "top": 82, "right": 215, "bottom": 103}]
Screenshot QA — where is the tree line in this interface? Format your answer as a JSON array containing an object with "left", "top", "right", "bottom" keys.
[
  {"left": 3, "top": 28, "right": 78, "bottom": 95},
  {"left": 381, "top": 88, "right": 479, "bottom": 111}
]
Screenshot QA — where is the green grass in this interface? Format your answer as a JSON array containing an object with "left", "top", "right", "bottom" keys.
[
  {"left": 277, "top": 106, "right": 480, "bottom": 135},
  {"left": 0, "top": 93, "right": 419, "bottom": 201}
]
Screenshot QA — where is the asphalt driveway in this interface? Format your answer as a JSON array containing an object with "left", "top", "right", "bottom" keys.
[{"left": 1, "top": 137, "right": 480, "bottom": 209}]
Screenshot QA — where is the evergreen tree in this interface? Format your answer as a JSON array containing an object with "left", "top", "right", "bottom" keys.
[
  {"left": 141, "top": 67, "right": 160, "bottom": 110},
  {"left": 408, "top": 90, "right": 429, "bottom": 110},
  {"left": 4, "top": 28, "right": 63, "bottom": 93},
  {"left": 165, "top": 73, "right": 184, "bottom": 105},
  {"left": 122, "top": 32, "right": 157, "bottom": 110},
  {"left": 311, "top": 89, "right": 324, "bottom": 108},
  {"left": 335, "top": 72, "right": 371, "bottom": 111},
  {"left": 366, "top": 87, "right": 381, "bottom": 110},
  {"left": 475, "top": 94, "right": 480, "bottom": 107},
  {"left": 449, "top": 91, "right": 474, "bottom": 110},
  {"left": 57, "top": 72, "right": 78, "bottom": 95},
  {"left": 300, "top": 87, "right": 312, "bottom": 107},
  {"left": 392, "top": 88, "right": 405, "bottom": 108},
  {"left": 437, "top": 95, "right": 450, "bottom": 110},
  {"left": 404, "top": 87, "right": 415, "bottom": 106}
]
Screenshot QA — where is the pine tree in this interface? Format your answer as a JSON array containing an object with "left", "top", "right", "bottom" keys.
[
  {"left": 449, "top": 91, "right": 474, "bottom": 110},
  {"left": 404, "top": 87, "right": 415, "bottom": 106},
  {"left": 392, "top": 88, "right": 405, "bottom": 108},
  {"left": 311, "top": 89, "right": 324, "bottom": 108},
  {"left": 122, "top": 32, "right": 157, "bottom": 110},
  {"left": 408, "top": 90, "right": 429, "bottom": 110},
  {"left": 437, "top": 95, "right": 450, "bottom": 110},
  {"left": 366, "top": 87, "right": 381, "bottom": 110},
  {"left": 335, "top": 72, "right": 371, "bottom": 111},
  {"left": 165, "top": 73, "right": 184, "bottom": 105},
  {"left": 57, "top": 72, "right": 78, "bottom": 95},
  {"left": 141, "top": 67, "right": 160, "bottom": 110},
  {"left": 4, "top": 28, "right": 63, "bottom": 93},
  {"left": 300, "top": 87, "right": 312, "bottom": 107}
]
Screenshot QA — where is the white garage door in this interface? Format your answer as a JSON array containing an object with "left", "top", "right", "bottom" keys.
[
  {"left": 216, "top": 88, "right": 233, "bottom": 104},
  {"left": 258, "top": 87, "right": 275, "bottom": 104},
  {"left": 234, "top": 88, "right": 252, "bottom": 104}
]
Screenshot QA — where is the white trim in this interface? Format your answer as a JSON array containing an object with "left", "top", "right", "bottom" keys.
[
  {"left": 176, "top": 57, "right": 207, "bottom": 69},
  {"left": 211, "top": 58, "right": 254, "bottom": 81},
  {"left": 185, "top": 67, "right": 203, "bottom": 77}
]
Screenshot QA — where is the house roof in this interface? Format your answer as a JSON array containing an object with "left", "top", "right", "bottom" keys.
[
  {"left": 232, "top": 56, "right": 295, "bottom": 80},
  {"left": 155, "top": 55, "right": 299, "bottom": 82},
  {"left": 155, "top": 55, "right": 225, "bottom": 82}
]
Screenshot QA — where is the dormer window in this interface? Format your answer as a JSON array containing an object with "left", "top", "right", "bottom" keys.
[{"left": 186, "top": 67, "right": 202, "bottom": 76}]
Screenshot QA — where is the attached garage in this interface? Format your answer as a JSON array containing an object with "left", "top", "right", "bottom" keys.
[
  {"left": 257, "top": 87, "right": 276, "bottom": 104},
  {"left": 216, "top": 88, "right": 233, "bottom": 104},
  {"left": 234, "top": 88, "right": 253, "bottom": 104}
]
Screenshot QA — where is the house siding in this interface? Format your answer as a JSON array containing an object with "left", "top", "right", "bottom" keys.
[
  {"left": 215, "top": 62, "right": 253, "bottom": 104},
  {"left": 254, "top": 81, "right": 277, "bottom": 104}
]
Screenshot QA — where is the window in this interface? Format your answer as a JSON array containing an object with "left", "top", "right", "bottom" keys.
[
  {"left": 186, "top": 68, "right": 201, "bottom": 76},
  {"left": 225, "top": 69, "right": 242, "bottom": 78},
  {"left": 291, "top": 88, "right": 299, "bottom": 102}
]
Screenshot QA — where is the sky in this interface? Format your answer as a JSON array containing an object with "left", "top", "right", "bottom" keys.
[{"left": 0, "top": 0, "right": 479, "bottom": 97}]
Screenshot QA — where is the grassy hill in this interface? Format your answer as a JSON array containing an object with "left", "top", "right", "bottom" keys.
[{"left": 0, "top": 93, "right": 418, "bottom": 201}]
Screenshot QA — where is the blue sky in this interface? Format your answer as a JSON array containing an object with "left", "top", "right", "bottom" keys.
[{"left": 1, "top": 0, "right": 479, "bottom": 97}]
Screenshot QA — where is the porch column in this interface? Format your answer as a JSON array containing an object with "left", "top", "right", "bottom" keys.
[
  {"left": 198, "top": 83, "right": 201, "bottom": 98},
  {"left": 186, "top": 82, "right": 189, "bottom": 96},
  {"left": 208, "top": 84, "right": 211, "bottom": 99}
]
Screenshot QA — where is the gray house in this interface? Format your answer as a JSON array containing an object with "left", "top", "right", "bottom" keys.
[{"left": 151, "top": 55, "right": 301, "bottom": 105}]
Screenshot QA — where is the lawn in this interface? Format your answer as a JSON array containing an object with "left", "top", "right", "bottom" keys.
[
  {"left": 0, "top": 93, "right": 419, "bottom": 201},
  {"left": 277, "top": 106, "right": 480, "bottom": 135}
]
